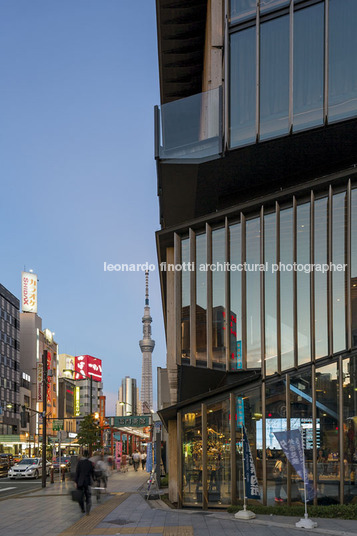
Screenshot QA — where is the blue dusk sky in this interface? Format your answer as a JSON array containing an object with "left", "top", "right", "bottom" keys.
[{"left": 0, "top": 0, "right": 165, "bottom": 414}]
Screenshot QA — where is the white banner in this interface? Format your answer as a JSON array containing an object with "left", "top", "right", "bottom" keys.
[
  {"left": 37, "top": 362, "right": 44, "bottom": 402},
  {"left": 22, "top": 271, "right": 38, "bottom": 313}
]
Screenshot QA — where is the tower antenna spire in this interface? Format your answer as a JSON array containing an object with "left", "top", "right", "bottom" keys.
[{"left": 139, "top": 270, "right": 155, "bottom": 412}]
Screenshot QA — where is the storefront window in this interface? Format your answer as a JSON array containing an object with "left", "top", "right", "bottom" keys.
[
  {"left": 332, "top": 193, "right": 346, "bottom": 353},
  {"left": 316, "top": 362, "right": 339, "bottom": 503},
  {"left": 230, "top": 28, "right": 256, "bottom": 148},
  {"left": 293, "top": 3, "right": 324, "bottom": 132},
  {"left": 290, "top": 371, "right": 313, "bottom": 504},
  {"left": 264, "top": 212, "right": 277, "bottom": 375},
  {"left": 181, "top": 238, "right": 190, "bottom": 362},
  {"left": 280, "top": 207, "right": 294, "bottom": 370},
  {"left": 297, "top": 203, "right": 311, "bottom": 365},
  {"left": 230, "top": 224, "right": 242, "bottom": 370},
  {"left": 342, "top": 356, "right": 357, "bottom": 503},
  {"left": 246, "top": 217, "right": 261, "bottom": 368},
  {"left": 328, "top": 0, "right": 357, "bottom": 122},
  {"left": 212, "top": 228, "right": 226, "bottom": 367},
  {"left": 182, "top": 409, "right": 202, "bottom": 505},
  {"left": 196, "top": 234, "right": 207, "bottom": 365},
  {"left": 260, "top": 15, "right": 289, "bottom": 140},
  {"left": 352, "top": 189, "right": 357, "bottom": 348},
  {"left": 264, "top": 380, "right": 287, "bottom": 505},
  {"left": 207, "top": 399, "right": 231, "bottom": 505},
  {"left": 315, "top": 197, "right": 328, "bottom": 358}
]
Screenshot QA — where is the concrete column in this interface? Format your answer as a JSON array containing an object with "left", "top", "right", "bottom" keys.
[{"left": 168, "top": 419, "right": 179, "bottom": 504}]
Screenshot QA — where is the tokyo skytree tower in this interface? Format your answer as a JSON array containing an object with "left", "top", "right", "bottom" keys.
[{"left": 139, "top": 270, "right": 155, "bottom": 412}]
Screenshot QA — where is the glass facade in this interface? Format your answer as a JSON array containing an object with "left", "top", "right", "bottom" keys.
[
  {"left": 230, "top": 0, "right": 357, "bottom": 147},
  {"left": 178, "top": 356, "right": 357, "bottom": 507},
  {"left": 175, "top": 182, "right": 356, "bottom": 375}
]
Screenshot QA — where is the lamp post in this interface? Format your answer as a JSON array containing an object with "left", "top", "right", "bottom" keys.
[{"left": 41, "top": 350, "right": 48, "bottom": 488}]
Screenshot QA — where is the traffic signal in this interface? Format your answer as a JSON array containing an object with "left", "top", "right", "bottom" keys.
[{"left": 20, "top": 410, "right": 29, "bottom": 428}]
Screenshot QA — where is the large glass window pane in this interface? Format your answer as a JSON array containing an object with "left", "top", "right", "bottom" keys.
[
  {"left": 230, "top": 224, "right": 243, "bottom": 370},
  {"left": 316, "top": 363, "right": 340, "bottom": 504},
  {"left": 181, "top": 238, "right": 190, "bottom": 363},
  {"left": 264, "top": 213, "right": 277, "bottom": 375},
  {"left": 260, "top": 15, "right": 289, "bottom": 140},
  {"left": 212, "top": 228, "right": 226, "bottom": 367},
  {"left": 329, "top": 0, "right": 357, "bottom": 122},
  {"left": 207, "top": 399, "right": 231, "bottom": 505},
  {"left": 332, "top": 193, "right": 346, "bottom": 354},
  {"left": 315, "top": 197, "right": 328, "bottom": 358},
  {"left": 246, "top": 218, "right": 261, "bottom": 368},
  {"left": 297, "top": 203, "right": 311, "bottom": 365},
  {"left": 230, "top": 28, "right": 256, "bottom": 148},
  {"left": 230, "top": 0, "right": 256, "bottom": 23},
  {"left": 280, "top": 208, "right": 294, "bottom": 370},
  {"left": 260, "top": 0, "right": 289, "bottom": 13},
  {"left": 293, "top": 4, "right": 324, "bottom": 132},
  {"left": 352, "top": 189, "right": 357, "bottom": 347},
  {"left": 182, "top": 409, "right": 202, "bottom": 505},
  {"left": 342, "top": 356, "right": 357, "bottom": 503},
  {"left": 264, "top": 380, "right": 287, "bottom": 505},
  {"left": 290, "top": 371, "right": 313, "bottom": 505},
  {"left": 196, "top": 234, "right": 207, "bottom": 365}
]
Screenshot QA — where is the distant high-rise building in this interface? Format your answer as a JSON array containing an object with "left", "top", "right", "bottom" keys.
[
  {"left": 139, "top": 271, "right": 155, "bottom": 412},
  {"left": 115, "top": 376, "right": 140, "bottom": 416}
]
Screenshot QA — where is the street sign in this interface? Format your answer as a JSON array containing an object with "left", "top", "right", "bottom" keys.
[
  {"left": 109, "top": 415, "right": 151, "bottom": 427},
  {"left": 52, "top": 419, "right": 64, "bottom": 431}
]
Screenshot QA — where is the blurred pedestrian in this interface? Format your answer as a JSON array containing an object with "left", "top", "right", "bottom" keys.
[
  {"left": 132, "top": 451, "right": 140, "bottom": 471},
  {"left": 141, "top": 451, "right": 147, "bottom": 471},
  {"left": 75, "top": 450, "right": 94, "bottom": 515}
]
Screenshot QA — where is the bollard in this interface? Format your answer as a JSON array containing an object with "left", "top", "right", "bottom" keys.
[
  {"left": 61, "top": 467, "right": 65, "bottom": 482},
  {"left": 50, "top": 467, "right": 54, "bottom": 484}
]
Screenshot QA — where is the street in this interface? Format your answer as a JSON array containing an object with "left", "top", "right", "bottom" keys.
[
  {"left": 0, "top": 467, "right": 356, "bottom": 536},
  {"left": 0, "top": 477, "right": 43, "bottom": 500}
]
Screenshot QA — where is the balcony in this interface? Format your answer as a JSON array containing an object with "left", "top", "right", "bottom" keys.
[{"left": 155, "top": 87, "right": 223, "bottom": 163}]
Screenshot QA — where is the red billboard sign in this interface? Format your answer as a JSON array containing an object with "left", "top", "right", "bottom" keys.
[{"left": 74, "top": 355, "right": 102, "bottom": 382}]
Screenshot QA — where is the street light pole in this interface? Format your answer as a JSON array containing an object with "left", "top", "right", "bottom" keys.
[{"left": 41, "top": 350, "right": 47, "bottom": 488}]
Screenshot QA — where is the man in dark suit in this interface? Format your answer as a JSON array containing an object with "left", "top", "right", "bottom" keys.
[{"left": 75, "top": 450, "right": 94, "bottom": 514}]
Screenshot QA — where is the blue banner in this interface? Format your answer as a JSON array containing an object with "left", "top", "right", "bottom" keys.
[
  {"left": 273, "top": 429, "right": 314, "bottom": 500},
  {"left": 146, "top": 442, "right": 153, "bottom": 473},
  {"left": 243, "top": 426, "right": 261, "bottom": 500}
]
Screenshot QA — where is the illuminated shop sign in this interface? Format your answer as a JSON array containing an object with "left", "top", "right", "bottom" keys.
[
  {"left": 74, "top": 355, "right": 102, "bottom": 381},
  {"left": 22, "top": 271, "right": 38, "bottom": 313}
]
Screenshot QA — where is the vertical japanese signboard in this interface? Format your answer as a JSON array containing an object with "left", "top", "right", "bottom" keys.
[
  {"left": 22, "top": 272, "right": 38, "bottom": 313},
  {"left": 37, "top": 362, "right": 43, "bottom": 402}
]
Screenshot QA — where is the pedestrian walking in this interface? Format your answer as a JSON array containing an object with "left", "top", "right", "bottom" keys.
[
  {"left": 132, "top": 451, "right": 140, "bottom": 471},
  {"left": 140, "top": 451, "right": 146, "bottom": 471},
  {"left": 74, "top": 450, "right": 95, "bottom": 515}
]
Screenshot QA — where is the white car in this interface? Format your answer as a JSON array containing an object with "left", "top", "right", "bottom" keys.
[{"left": 8, "top": 457, "right": 50, "bottom": 479}]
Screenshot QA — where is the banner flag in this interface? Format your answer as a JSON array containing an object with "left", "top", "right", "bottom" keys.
[
  {"left": 274, "top": 428, "right": 314, "bottom": 500},
  {"left": 243, "top": 426, "right": 261, "bottom": 499}
]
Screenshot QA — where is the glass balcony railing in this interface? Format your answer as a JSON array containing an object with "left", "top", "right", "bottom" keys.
[{"left": 155, "top": 86, "right": 223, "bottom": 162}]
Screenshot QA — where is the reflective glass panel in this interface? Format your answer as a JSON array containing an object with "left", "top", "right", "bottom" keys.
[
  {"left": 290, "top": 371, "right": 313, "bottom": 504},
  {"left": 181, "top": 238, "right": 190, "bottom": 362},
  {"left": 342, "top": 357, "right": 357, "bottom": 503},
  {"left": 196, "top": 234, "right": 207, "bottom": 365},
  {"left": 329, "top": 0, "right": 357, "bottom": 122},
  {"left": 182, "top": 409, "right": 202, "bottom": 505},
  {"left": 260, "top": 0, "right": 289, "bottom": 13},
  {"left": 280, "top": 208, "right": 294, "bottom": 370},
  {"left": 264, "top": 380, "right": 287, "bottom": 506},
  {"left": 293, "top": 3, "right": 324, "bottom": 132},
  {"left": 207, "top": 399, "right": 231, "bottom": 505},
  {"left": 230, "top": 28, "right": 256, "bottom": 148},
  {"left": 230, "top": 224, "right": 243, "bottom": 370},
  {"left": 230, "top": 0, "right": 256, "bottom": 23},
  {"left": 332, "top": 193, "right": 346, "bottom": 354},
  {"left": 212, "top": 228, "right": 226, "bottom": 367},
  {"left": 260, "top": 15, "right": 289, "bottom": 140},
  {"left": 315, "top": 363, "right": 340, "bottom": 503},
  {"left": 264, "top": 212, "right": 277, "bottom": 375},
  {"left": 246, "top": 218, "right": 261, "bottom": 368},
  {"left": 352, "top": 189, "right": 357, "bottom": 347},
  {"left": 314, "top": 197, "right": 328, "bottom": 359},
  {"left": 297, "top": 203, "right": 310, "bottom": 365}
]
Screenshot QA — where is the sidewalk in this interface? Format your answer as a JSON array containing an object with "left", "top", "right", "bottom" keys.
[{"left": 0, "top": 467, "right": 356, "bottom": 536}]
